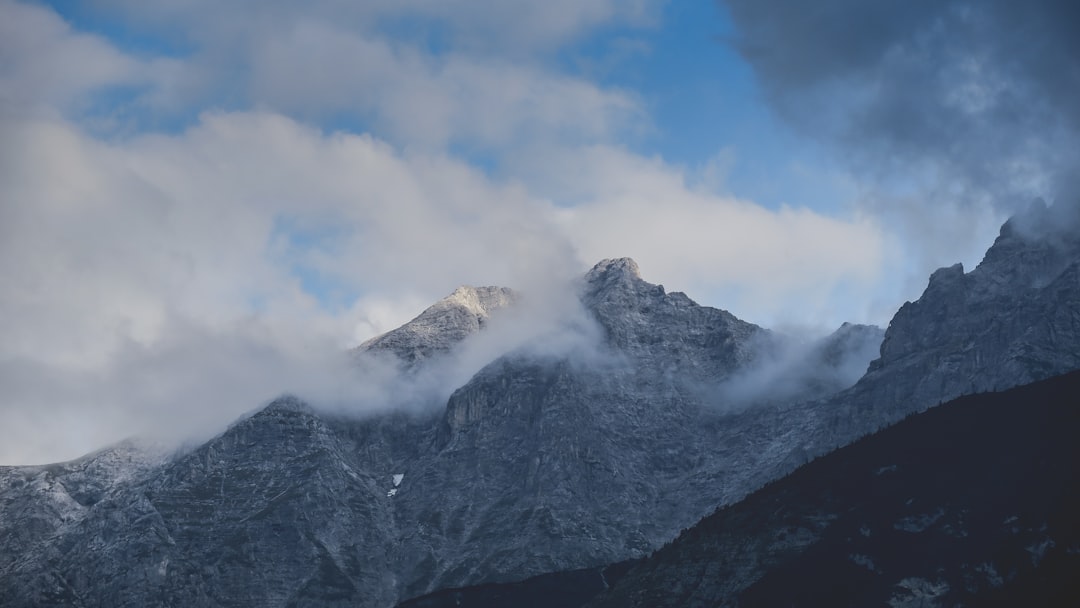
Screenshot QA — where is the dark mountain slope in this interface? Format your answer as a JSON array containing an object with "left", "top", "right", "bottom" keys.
[{"left": 587, "top": 369, "right": 1080, "bottom": 607}]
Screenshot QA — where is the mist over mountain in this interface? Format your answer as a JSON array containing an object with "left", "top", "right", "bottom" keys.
[
  {"left": 0, "top": 256, "right": 878, "bottom": 606},
  {"left": 2, "top": 205, "right": 1080, "bottom": 606}
]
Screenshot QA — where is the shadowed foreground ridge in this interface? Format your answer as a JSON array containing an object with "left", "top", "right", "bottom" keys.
[{"left": 588, "top": 369, "right": 1080, "bottom": 607}]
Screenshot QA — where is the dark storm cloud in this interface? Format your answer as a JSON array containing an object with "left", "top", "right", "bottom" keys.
[{"left": 722, "top": 0, "right": 1080, "bottom": 210}]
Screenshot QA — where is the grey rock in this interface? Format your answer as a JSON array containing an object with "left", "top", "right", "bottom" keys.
[{"left": 802, "top": 199, "right": 1080, "bottom": 452}]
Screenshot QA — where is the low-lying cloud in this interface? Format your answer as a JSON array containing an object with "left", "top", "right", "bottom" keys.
[{"left": 712, "top": 323, "right": 885, "bottom": 409}]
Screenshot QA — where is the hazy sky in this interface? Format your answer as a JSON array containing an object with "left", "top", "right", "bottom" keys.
[{"left": 2, "top": 0, "right": 1075, "bottom": 464}]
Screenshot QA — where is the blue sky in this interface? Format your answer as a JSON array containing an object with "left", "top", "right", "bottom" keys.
[
  {"left": 8, "top": 0, "right": 1055, "bottom": 463},
  {"left": 43, "top": 0, "right": 850, "bottom": 215}
]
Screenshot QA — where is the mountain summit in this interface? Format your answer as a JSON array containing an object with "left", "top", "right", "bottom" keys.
[{"left": 358, "top": 285, "right": 517, "bottom": 364}]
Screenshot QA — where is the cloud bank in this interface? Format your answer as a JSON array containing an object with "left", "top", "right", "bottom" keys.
[{"left": 0, "top": 0, "right": 891, "bottom": 464}]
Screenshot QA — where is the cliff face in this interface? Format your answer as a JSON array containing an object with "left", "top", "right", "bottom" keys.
[
  {"left": 381, "top": 259, "right": 787, "bottom": 598},
  {"left": 805, "top": 200, "right": 1080, "bottom": 451}
]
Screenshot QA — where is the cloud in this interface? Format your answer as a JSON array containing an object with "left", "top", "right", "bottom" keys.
[
  {"left": 538, "top": 145, "right": 888, "bottom": 325},
  {"left": 245, "top": 23, "right": 644, "bottom": 149},
  {"left": 722, "top": 0, "right": 1080, "bottom": 199},
  {"left": 0, "top": 110, "right": 580, "bottom": 463},
  {"left": 0, "top": 317, "right": 370, "bottom": 465},
  {"left": 0, "top": 0, "right": 147, "bottom": 115},
  {"left": 22, "top": 0, "right": 649, "bottom": 150},
  {"left": 720, "top": 0, "right": 1080, "bottom": 273}
]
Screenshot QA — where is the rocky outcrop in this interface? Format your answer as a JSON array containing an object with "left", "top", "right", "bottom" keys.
[
  {"left": 804, "top": 200, "right": 1080, "bottom": 451},
  {"left": 357, "top": 286, "right": 517, "bottom": 365}
]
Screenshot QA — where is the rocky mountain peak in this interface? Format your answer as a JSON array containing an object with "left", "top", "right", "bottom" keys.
[
  {"left": 924, "top": 262, "right": 966, "bottom": 295},
  {"left": 357, "top": 285, "right": 517, "bottom": 364},
  {"left": 585, "top": 257, "right": 642, "bottom": 283},
  {"left": 583, "top": 257, "right": 649, "bottom": 300},
  {"left": 976, "top": 200, "right": 1080, "bottom": 288},
  {"left": 582, "top": 257, "right": 666, "bottom": 307},
  {"left": 829, "top": 202, "right": 1080, "bottom": 445}
]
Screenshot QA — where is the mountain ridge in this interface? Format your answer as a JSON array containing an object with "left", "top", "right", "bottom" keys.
[{"left": 3, "top": 205, "right": 1079, "bottom": 606}]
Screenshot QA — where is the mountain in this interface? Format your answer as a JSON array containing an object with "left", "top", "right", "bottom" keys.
[
  {"left": 793, "top": 199, "right": 1080, "bottom": 456},
  {"left": 3, "top": 204, "right": 1078, "bottom": 606},
  {"left": 586, "top": 369, "right": 1080, "bottom": 607}
]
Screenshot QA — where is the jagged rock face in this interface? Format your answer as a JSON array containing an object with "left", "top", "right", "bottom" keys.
[
  {"left": 0, "top": 399, "right": 425, "bottom": 608},
  {"left": 809, "top": 201, "right": 1080, "bottom": 449},
  {"left": 376, "top": 261, "right": 887, "bottom": 598},
  {"left": 383, "top": 260, "right": 790, "bottom": 598},
  {"left": 120, "top": 399, "right": 398, "bottom": 607},
  {"left": 0, "top": 439, "right": 166, "bottom": 590},
  {"left": 358, "top": 286, "right": 518, "bottom": 364},
  {"left": 582, "top": 258, "right": 764, "bottom": 378}
]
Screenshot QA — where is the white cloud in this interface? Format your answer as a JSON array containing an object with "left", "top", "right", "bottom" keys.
[
  {"left": 0, "top": 1, "right": 896, "bottom": 464},
  {"left": 0, "top": 0, "right": 142, "bottom": 114},
  {"left": 244, "top": 21, "right": 643, "bottom": 149},
  {"left": 0, "top": 110, "right": 578, "bottom": 463},
  {"left": 545, "top": 145, "right": 887, "bottom": 325},
  {"left": 8, "top": 0, "right": 649, "bottom": 151}
]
